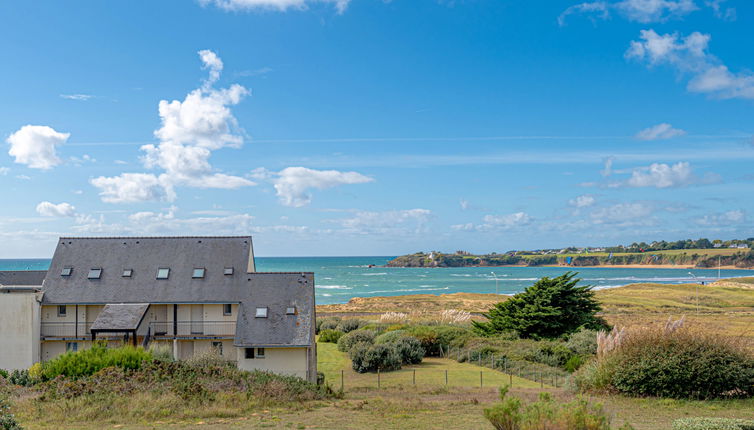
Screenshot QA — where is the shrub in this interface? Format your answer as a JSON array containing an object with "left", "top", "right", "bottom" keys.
[
  {"left": 0, "top": 382, "right": 22, "bottom": 430},
  {"left": 574, "top": 326, "right": 754, "bottom": 399},
  {"left": 148, "top": 343, "right": 175, "bottom": 362},
  {"left": 335, "top": 319, "right": 364, "bottom": 333},
  {"left": 319, "top": 329, "right": 345, "bottom": 343},
  {"left": 374, "top": 330, "right": 407, "bottom": 344},
  {"left": 392, "top": 336, "right": 425, "bottom": 365},
  {"left": 526, "top": 342, "right": 575, "bottom": 368},
  {"left": 404, "top": 326, "right": 440, "bottom": 355},
  {"left": 567, "top": 328, "right": 599, "bottom": 356},
  {"left": 337, "top": 330, "right": 376, "bottom": 353},
  {"left": 484, "top": 386, "right": 633, "bottom": 430},
  {"left": 0, "top": 371, "right": 6, "bottom": 380},
  {"left": 474, "top": 272, "right": 609, "bottom": 339},
  {"left": 565, "top": 355, "right": 588, "bottom": 373},
  {"left": 349, "top": 342, "right": 402, "bottom": 373},
  {"left": 317, "top": 317, "right": 341, "bottom": 334},
  {"left": 42, "top": 343, "right": 153, "bottom": 380},
  {"left": 672, "top": 418, "right": 754, "bottom": 430},
  {"left": 7, "top": 370, "right": 32, "bottom": 387}
]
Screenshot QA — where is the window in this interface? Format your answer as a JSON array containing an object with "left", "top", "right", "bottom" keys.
[
  {"left": 87, "top": 268, "right": 102, "bottom": 279},
  {"left": 61, "top": 267, "right": 73, "bottom": 277},
  {"left": 286, "top": 306, "right": 296, "bottom": 315},
  {"left": 223, "top": 267, "right": 234, "bottom": 276},
  {"left": 211, "top": 341, "right": 223, "bottom": 356},
  {"left": 57, "top": 305, "right": 67, "bottom": 317},
  {"left": 256, "top": 348, "right": 265, "bottom": 358},
  {"left": 66, "top": 342, "right": 78, "bottom": 352},
  {"left": 192, "top": 268, "right": 206, "bottom": 279},
  {"left": 223, "top": 304, "right": 232, "bottom": 316},
  {"left": 122, "top": 269, "right": 133, "bottom": 278},
  {"left": 244, "top": 348, "right": 255, "bottom": 359},
  {"left": 157, "top": 268, "right": 170, "bottom": 279},
  {"left": 255, "top": 307, "right": 268, "bottom": 318}
]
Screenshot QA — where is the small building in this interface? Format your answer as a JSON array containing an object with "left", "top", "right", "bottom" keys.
[
  {"left": 0, "top": 271, "right": 46, "bottom": 370},
  {"left": 0, "top": 236, "right": 317, "bottom": 382}
]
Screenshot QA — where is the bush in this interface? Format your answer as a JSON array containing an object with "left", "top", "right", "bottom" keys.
[
  {"left": 565, "top": 355, "right": 588, "bottom": 373},
  {"left": 526, "top": 342, "right": 575, "bottom": 368},
  {"left": 319, "top": 329, "right": 345, "bottom": 343},
  {"left": 317, "top": 317, "right": 341, "bottom": 334},
  {"left": 0, "top": 371, "right": 6, "bottom": 380},
  {"left": 349, "top": 342, "right": 402, "bottom": 373},
  {"left": 42, "top": 343, "right": 153, "bottom": 380},
  {"left": 574, "top": 326, "right": 754, "bottom": 399},
  {"left": 672, "top": 418, "right": 754, "bottom": 430},
  {"left": 336, "top": 319, "right": 364, "bottom": 333},
  {"left": 392, "top": 336, "right": 425, "bottom": 365},
  {"left": 337, "top": 330, "right": 376, "bottom": 353},
  {"left": 404, "top": 326, "right": 441, "bottom": 355},
  {"left": 567, "top": 328, "right": 599, "bottom": 356},
  {"left": 7, "top": 370, "right": 33, "bottom": 387},
  {"left": 374, "top": 330, "right": 407, "bottom": 344},
  {"left": 0, "top": 381, "right": 22, "bottom": 430},
  {"left": 484, "top": 386, "right": 632, "bottom": 430}
]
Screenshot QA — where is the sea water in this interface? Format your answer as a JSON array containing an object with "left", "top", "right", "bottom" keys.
[{"left": 2, "top": 256, "right": 752, "bottom": 305}]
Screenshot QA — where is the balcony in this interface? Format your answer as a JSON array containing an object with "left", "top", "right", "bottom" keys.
[
  {"left": 149, "top": 321, "right": 236, "bottom": 338},
  {"left": 41, "top": 322, "right": 93, "bottom": 339}
]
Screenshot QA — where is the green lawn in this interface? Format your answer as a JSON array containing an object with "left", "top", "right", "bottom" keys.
[{"left": 317, "top": 341, "right": 547, "bottom": 390}]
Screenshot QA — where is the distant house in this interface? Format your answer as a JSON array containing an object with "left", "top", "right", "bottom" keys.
[{"left": 0, "top": 236, "right": 317, "bottom": 382}]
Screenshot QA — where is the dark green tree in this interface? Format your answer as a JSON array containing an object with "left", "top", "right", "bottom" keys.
[{"left": 473, "top": 272, "right": 608, "bottom": 339}]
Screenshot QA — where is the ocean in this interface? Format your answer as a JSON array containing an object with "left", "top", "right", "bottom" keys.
[{"left": 3, "top": 256, "right": 753, "bottom": 305}]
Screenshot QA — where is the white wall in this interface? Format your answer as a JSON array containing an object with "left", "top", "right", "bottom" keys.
[
  {"left": 236, "top": 347, "right": 309, "bottom": 379},
  {"left": 0, "top": 291, "right": 41, "bottom": 370}
]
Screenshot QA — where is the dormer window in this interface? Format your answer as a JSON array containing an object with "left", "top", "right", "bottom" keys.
[
  {"left": 122, "top": 269, "right": 133, "bottom": 278},
  {"left": 88, "top": 268, "right": 102, "bottom": 279},
  {"left": 255, "top": 307, "right": 268, "bottom": 318},
  {"left": 61, "top": 267, "right": 73, "bottom": 277},
  {"left": 286, "top": 307, "right": 296, "bottom": 315},
  {"left": 223, "top": 267, "right": 234, "bottom": 276},
  {"left": 157, "top": 268, "right": 170, "bottom": 279},
  {"left": 192, "top": 268, "right": 206, "bottom": 279}
]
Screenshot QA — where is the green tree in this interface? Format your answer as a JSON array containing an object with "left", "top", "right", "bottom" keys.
[{"left": 473, "top": 272, "right": 608, "bottom": 339}]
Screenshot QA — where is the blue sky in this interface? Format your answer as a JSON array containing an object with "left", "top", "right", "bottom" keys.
[{"left": 1, "top": 0, "right": 753, "bottom": 257}]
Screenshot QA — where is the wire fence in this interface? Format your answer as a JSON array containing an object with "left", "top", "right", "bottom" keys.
[{"left": 438, "top": 345, "right": 569, "bottom": 383}]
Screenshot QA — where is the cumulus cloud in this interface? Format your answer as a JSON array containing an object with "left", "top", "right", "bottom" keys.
[
  {"left": 559, "top": 0, "right": 699, "bottom": 25},
  {"left": 569, "top": 195, "right": 596, "bottom": 208},
  {"left": 626, "top": 162, "right": 694, "bottom": 188},
  {"left": 36, "top": 201, "right": 77, "bottom": 217},
  {"left": 454, "top": 212, "right": 533, "bottom": 232},
  {"left": 591, "top": 202, "right": 656, "bottom": 225},
  {"left": 329, "top": 209, "right": 432, "bottom": 235},
  {"left": 252, "top": 167, "right": 373, "bottom": 207},
  {"left": 626, "top": 29, "right": 754, "bottom": 100},
  {"left": 636, "top": 123, "right": 687, "bottom": 140},
  {"left": 695, "top": 209, "right": 745, "bottom": 226},
  {"left": 7, "top": 125, "right": 69, "bottom": 170},
  {"left": 92, "top": 50, "right": 254, "bottom": 203},
  {"left": 200, "top": 0, "right": 351, "bottom": 14}
]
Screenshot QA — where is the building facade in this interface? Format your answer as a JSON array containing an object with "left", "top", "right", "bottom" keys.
[{"left": 0, "top": 236, "right": 317, "bottom": 382}]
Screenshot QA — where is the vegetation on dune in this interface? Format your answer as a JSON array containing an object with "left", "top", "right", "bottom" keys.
[
  {"left": 41, "top": 343, "right": 153, "bottom": 380},
  {"left": 0, "top": 376, "right": 22, "bottom": 430},
  {"left": 672, "top": 418, "right": 754, "bottom": 430},
  {"left": 318, "top": 329, "right": 345, "bottom": 343},
  {"left": 484, "top": 386, "right": 634, "bottom": 430},
  {"left": 573, "top": 321, "right": 754, "bottom": 399},
  {"left": 473, "top": 272, "right": 608, "bottom": 339}
]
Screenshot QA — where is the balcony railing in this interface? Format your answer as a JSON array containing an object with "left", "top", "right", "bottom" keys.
[
  {"left": 41, "top": 322, "right": 93, "bottom": 338},
  {"left": 149, "top": 321, "right": 236, "bottom": 338}
]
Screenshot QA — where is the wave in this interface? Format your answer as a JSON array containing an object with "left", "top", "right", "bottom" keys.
[
  {"left": 363, "top": 287, "right": 450, "bottom": 294},
  {"left": 363, "top": 272, "right": 388, "bottom": 276},
  {"left": 318, "top": 285, "right": 352, "bottom": 290},
  {"left": 450, "top": 274, "right": 473, "bottom": 277},
  {"left": 321, "top": 293, "right": 332, "bottom": 297},
  {"left": 418, "top": 285, "right": 437, "bottom": 288}
]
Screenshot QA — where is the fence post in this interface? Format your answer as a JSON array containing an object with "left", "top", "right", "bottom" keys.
[
  {"left": 509, "top": 372, "right": 512, "bottom": 387},
  {"left": 341, "top": 369, "right": 344, "bottom": 392},
  {"left": 377, "top": 369, "right": 381, "bottom": 389},
  {"left": 480, "top": 371, "right": 483, "bottom": 388},
  {"left": 413, "top": 369, "right": 416, "bottom": 385},
  {"left": 445, "top": 369, "right": 448, "bottom": 385},
  {"left": 540, "top": 372, "right": 543, "bottom": 389},
  {"left": 491, "top": 354, "right": 494, "bottom": 369}
]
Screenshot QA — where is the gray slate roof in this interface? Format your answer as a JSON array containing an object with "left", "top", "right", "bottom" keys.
[
  {"left": 0, "top": 270, "right": 47, "bottom": 287},
  {"left": 41, "top": 236, "right": 314, "bottom": 347},
  {"left": 91, "top": 303, "right": 150, "bottom": 332}
]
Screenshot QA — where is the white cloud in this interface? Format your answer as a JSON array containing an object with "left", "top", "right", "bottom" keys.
[
  {"left": 636, "top": 123, "right": 687, "bottom": 140},
  {"left": 200, "top": 0, "right": 351, "bottom": 14},
  {"left": 90, "top": 173, "right": 175, "bottom": 204},
  {"left": 59, "top": 94, "right": 93, "bottom": 101},
  {"left": 625, "top": 162, "right": 694, "bottom": 188},
  {"left": 626, "top": 29, "right": 754, "bottom": 100},
  {"left": 600, "top": 156, "right": 615, "bottom": 177},
  {"left": 705, "top": 0, "right": 735, "bottom": 20},
  {"left": 481, "top": 212, "right": 532, "bottom": 229},
  {"left": 92, "top": 50, "right": 254, "bottom": 203},
  {"left": 6, "top": 125, "right": 69, "bottom": 170},
  {"left": 559, "top": 0, "right": 698, "bottom": 25},
  {"left": 0, "top": 167, "right": 8, "bottom": 176},
  {"left": 459, "top": 199, "right": 470, "bottom": 211},
  {"left": 253, "top": 166, "right": 373, "bottom": 207},
  {"left": 36, "top": 201, "right": 76, "bottom": 217},
  {"left": 329, "top": 208, "right": 431, "bottom": 235},
  {"left": 591, "top": 202, "right": 656, "bottom": 225},
  {"left": 569, "top": 195, "right": 596, "bottom": 208},
  {"left": 695, "top": 209, "right": 745, "bottom": 226}
]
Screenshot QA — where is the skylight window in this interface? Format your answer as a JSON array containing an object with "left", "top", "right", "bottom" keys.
[
  {"left": 157, "top": 268, "right": 170, "bottom": 279},
  {"left": 255, "top": 307, "right": 268, "bottom": 318},
  {"left": 61, "top": 267, "right": 73, "bottom": 277},
  {"left": 122, "top": 269, "right": 133, "bottom": 278},
  {"left": 192, "top": 268, "right": 206, "bottom": 279},
  {"left": 88, "top": 268, "right": 102, "bottom": 279},
  {"left": 223, "top": 267, "right": 234, "bottom": 276},
  {"left": 286, "top": 307, "right": 296, "bottom": 315}
]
